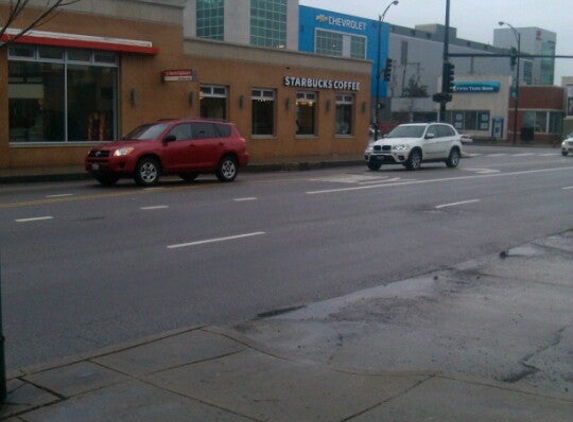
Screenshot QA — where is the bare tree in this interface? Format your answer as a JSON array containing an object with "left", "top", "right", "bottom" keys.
[{"left": 0, "top": 0, "right": 83, "bottom": 48}]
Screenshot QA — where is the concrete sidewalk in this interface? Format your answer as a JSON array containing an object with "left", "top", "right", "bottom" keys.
[{"left": 3, "top": 232, "right": 573, "bottom": 421}]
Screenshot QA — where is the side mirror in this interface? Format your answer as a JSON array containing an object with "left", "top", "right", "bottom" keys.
[{"left": 163, "top": 135, "right": 176, "bottom": 142}]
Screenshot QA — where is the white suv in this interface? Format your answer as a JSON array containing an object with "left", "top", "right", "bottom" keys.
[{"left": 365, "top": 122, "right": 463, "bottom": 171}]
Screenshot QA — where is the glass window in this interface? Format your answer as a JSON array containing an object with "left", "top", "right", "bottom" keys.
[
  {"left": 191, "top": 122, "right": 217, "bottom": 139},
  {"left": 335, "top": 94, "right": 354, "bottom": 135},
  {"left": 167, "top": 123, "right": 192, "bottom": 141},
  {"left": 447, "top": 110, "right": 489, "bottom": 132},
  {"left": 68, "top": 65, "right": 117, "bottom": 142},
  {"left": 350, "top": 36, "right": 366, "bottom": 59},
  {"left": 316, "top": 29, "right": 343, "bottom": 56},
  {"left": 296, "top": 92, "right": 317, "bottom": 136},
  {"left": 197, "top": 0, "right": 225, "bottom": 41},
  {"left": 252, "top": 88, "right": 275, "bottom": 136},
  {"left": 8, "top": 46, "right": 118, "bottom": 143},
  {"left": 250, "top": 0, "right": 287, "bottom": 48},
  {"left": 8, "top": 61, "right": 65, "bottom": 142},
  {"left": 200, "top": 84, "right": 227, "bottom": 119}
]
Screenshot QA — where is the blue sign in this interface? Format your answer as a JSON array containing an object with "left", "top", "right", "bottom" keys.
[{"left": 454, "top": 81, "right": 500, "bottom": 93}]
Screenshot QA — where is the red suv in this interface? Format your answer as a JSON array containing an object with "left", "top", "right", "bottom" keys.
[{"left": 85, "top": 118, "right": 249, "bottom": 186}]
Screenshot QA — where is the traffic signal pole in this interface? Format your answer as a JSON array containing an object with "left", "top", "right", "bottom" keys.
[{"left": 439, "top": 0, "right": 451, "bottom": 122}]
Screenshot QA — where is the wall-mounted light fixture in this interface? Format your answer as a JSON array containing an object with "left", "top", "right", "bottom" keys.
[
  {"left": 326, "top": 99, "right": 331, "bottom": 112},
  {"left": 362, "top": 101, "right": 367, "bottom": 114},
  {"left": 285, "top": 97, "right": 291, "bottom": 110},
  {"left": 130, "top": 88, "right": 137, "bottom": 106},
  {"left": 188, "top": 92, "right": 195, "bottom": 107},
  {"left": 239, "top": 95, "right": 245, "bottom": 109}
]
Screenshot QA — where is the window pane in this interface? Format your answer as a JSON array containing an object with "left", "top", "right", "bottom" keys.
[
  {"left": 9, "top": 61, "right": 65, "bottom": 142},
  {"left": 316, "top": 29, "right": 343, "bottom": 56},
  {"left": 296, "top": 91, "right": 316, "bottom": 135},
  {"left": 252, "top": 89, "right": 275, "bottom": 135},
  {"left": 67, "top": 65, "right": 117, "bottom": 141},
  {"left": 197, "top": 0, "right": 225, "bottom": 40},
  {"left": 335, "top": 95, "right": 353, "bottom": 135},
  {"left": 250, "top": 0, "right": 287, "bottom": 48}
]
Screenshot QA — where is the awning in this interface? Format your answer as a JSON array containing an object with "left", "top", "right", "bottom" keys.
[{"left": 1, "top": 28, "right": 158, "bottom": 55}]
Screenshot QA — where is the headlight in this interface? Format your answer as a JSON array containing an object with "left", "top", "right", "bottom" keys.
[
  {"left": 113, "top": 147, "right": 135, "bottom": 157},
  {"left": 365, "top": 144, "right": 373, "bottom": 153},
  {"left": 392, "top": 144, "right": 408, "bottom": 151}
]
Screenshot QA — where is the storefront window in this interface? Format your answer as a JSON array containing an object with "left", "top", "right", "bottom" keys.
[
  {"left": 448, "top": 110, "right": 489, "bottom": 131},
  {"left": 296, "top": 92, "right": 317, "bottom": 136},
  {"left": 335, "top": 94, "right": 354, "bottom": 135},
  {"left": 8, "top": 61, "right": 65, "bottom": 142},
  {"left": 252, "top": 88, "right": 275, "bottom": 136},
  {"left": 200, "top": 85, "right": 228, "bottom": 119},
  {"left": 524, "top": 111, "right": 562, "bottom": 134},
  {"left": 8, "top": 46, "right": 118, "bottom": 143}
]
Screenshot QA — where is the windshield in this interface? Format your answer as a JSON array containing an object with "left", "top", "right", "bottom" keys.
[
  {"left": 386, "top": 125, "right": 425, "bottom": 139},
  {"left": 123, "top": 123, "right": 170, "bottom": 141}
]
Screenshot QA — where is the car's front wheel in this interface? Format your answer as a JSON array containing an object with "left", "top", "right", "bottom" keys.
[
  {"left": 446, "top": 148, "right": 461, "bottom": 168},
  {"left": 562, "top": 150, "right": 569, "bottom": 157},
  {"left": 367, "top": 161, "right": 381, "bottom": 171},
  {"left": 405, "top": 149, "right": 422, "bottom": 170},
  {"left": 216, "top": 156, "right": 238, "bottom": 182},
  {"left": 134, "top": 157, "right": 160, "bottom": 186}
]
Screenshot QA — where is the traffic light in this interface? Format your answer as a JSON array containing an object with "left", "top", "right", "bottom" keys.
[
  {"left": 383, "top": 58, "right": 393, "bottom": 82},
  {"left": 510, "top": 47, "right": 518, "bottom": 69},
  {"left": 445, "top": 61, "right": 455, "bottom": 92}
]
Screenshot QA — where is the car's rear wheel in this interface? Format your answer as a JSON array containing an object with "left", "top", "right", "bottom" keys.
[
  {"left": 94, "top": 174, "right": 120, "bottom": 186},
  {"left": 134, "top": 157, "right": 160, "bottom": 186},
  {"left": 367, "top": 161, "right": 382, "bottom": 171},
  {"left": 446, "top": 148, "right": 461, "bottom": 168},
  {"left": 216, "top": 156, "right": 238, "bottom": 182},
  {"left": 405, "top": 149, "right": 422, "bottom": 170},
  {"left": 179, "top": 172, "right": 199, "bottom": 182}
]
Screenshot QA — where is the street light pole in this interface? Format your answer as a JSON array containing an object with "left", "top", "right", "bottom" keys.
[
  {"left": 374, "top": 1, "right": 398, "bottom": 142},
  {"left": 499, "top": 21, "right": 521, "bottom": 146}
]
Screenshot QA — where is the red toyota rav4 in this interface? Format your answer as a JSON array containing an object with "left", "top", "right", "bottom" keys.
[{"left": 85, "top": 118, "right": 249, "bottom": 186}]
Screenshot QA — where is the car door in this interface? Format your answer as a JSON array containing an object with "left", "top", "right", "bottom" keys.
[
  {"left": 423, "top": 124, "right": 440, "bottom": 159},
  {"left": 160, "top": 123, "right": 194, "bottom": 172},
  {"left": 434, "top": 124, "right": 454, "bottom": 159},
  {"left": 188, "top": 122, "right": 222, "bottom": 170}
]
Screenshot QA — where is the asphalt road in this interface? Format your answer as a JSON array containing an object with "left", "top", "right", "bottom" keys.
[{"left": 1, "top": 145, "right": 572, "bottom": 370}]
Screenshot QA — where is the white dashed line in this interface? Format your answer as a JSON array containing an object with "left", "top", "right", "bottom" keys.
[
  {"left": 16, "top": 216, "right": 54, "bottom": 223},
  {"left": 45, "top": 194, "right": 74, "bottom": 198},
  {"left": 563, "top": 186, "right": 573, "bottom": 190},
  {"left": 140, "top": 205, "right": 169, "bottom": 210},
  {"left": 167, "top": 231, "right": 266, "bottom": 249},
  {"left": 436, "top": 199, "right": 481, "bottom": 209},
  {"left": 234, "top": 197, "right": 258, "bottom": 202}
]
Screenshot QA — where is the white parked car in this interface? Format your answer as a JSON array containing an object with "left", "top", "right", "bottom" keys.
[
  {"left": 364, "top": 122, "right": 463, "bottom": 171},
  {"left": 561, "top": 132, "right": 573, "bottom": 156}
]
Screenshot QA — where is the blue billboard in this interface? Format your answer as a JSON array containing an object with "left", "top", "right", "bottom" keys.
[{"left": 299, "top": 6, "right": 391, "bottom": 99}]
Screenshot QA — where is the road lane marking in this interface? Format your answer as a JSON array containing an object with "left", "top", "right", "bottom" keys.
[
  {"left": 140, "top": 205, "right": 169, "bottom": 210},
  {"left": 15, "top": 216, "right": 54, "bottom": 223},
  {"left": 45, "top": 194, "right": 74, "bottom": 198},
  {"left": 513, "top": 153, "right": 535, "bottom": 157},
  {"left": 487, "top": 153, "right": 508, "bottom": 157},
  {"left": 306, "top": 166, "right": 573, "bottom": 195},
  {"left": 464, "top": 168, "right": 501, "bottom": 174},
  {"left": 436, "top": 199, "right": 480, "bottom": 209},
  {"left": 563, "top": 186, "right": 573, "bottom": 190},
  {"left": 167, "top": 231, "right": 266, "bottom": 249},
  {"left": 234, "top": 197, "right": 258, "bottom": 202}
]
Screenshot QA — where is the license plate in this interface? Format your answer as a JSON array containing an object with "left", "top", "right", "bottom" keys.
[{"left": 91, "top": 163, "right": 100, "bottom": 171}]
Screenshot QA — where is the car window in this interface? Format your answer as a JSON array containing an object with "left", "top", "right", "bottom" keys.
[
  {"left": 191, "top": 122, "right": 217, "bottom": 140},
  {"left": 166, "top": 123, "right": 192, "bottom": 141},
  {"left": 387, "top": 125, "right": 425, "bottom": 138},
  {"left": 124, "top": 123, "right": 170, "bottom": 140},
  {"left": 436, "top": 125, "right": 454, "bottom": 137},
  {"left": 426, "top": 125, "right": 438, "bottom": 138},
  {"left": 215, "top": 123, "right": 232, "bottom": 138}
]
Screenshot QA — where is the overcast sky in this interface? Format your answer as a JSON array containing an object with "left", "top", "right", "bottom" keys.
[{"left": 300, "top": 0, "right": 573, "bottom": 83}]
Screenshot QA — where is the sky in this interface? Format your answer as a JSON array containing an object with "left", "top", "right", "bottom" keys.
[{"left": 299, "top": 0, "right": 573, "bottom": 84}]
